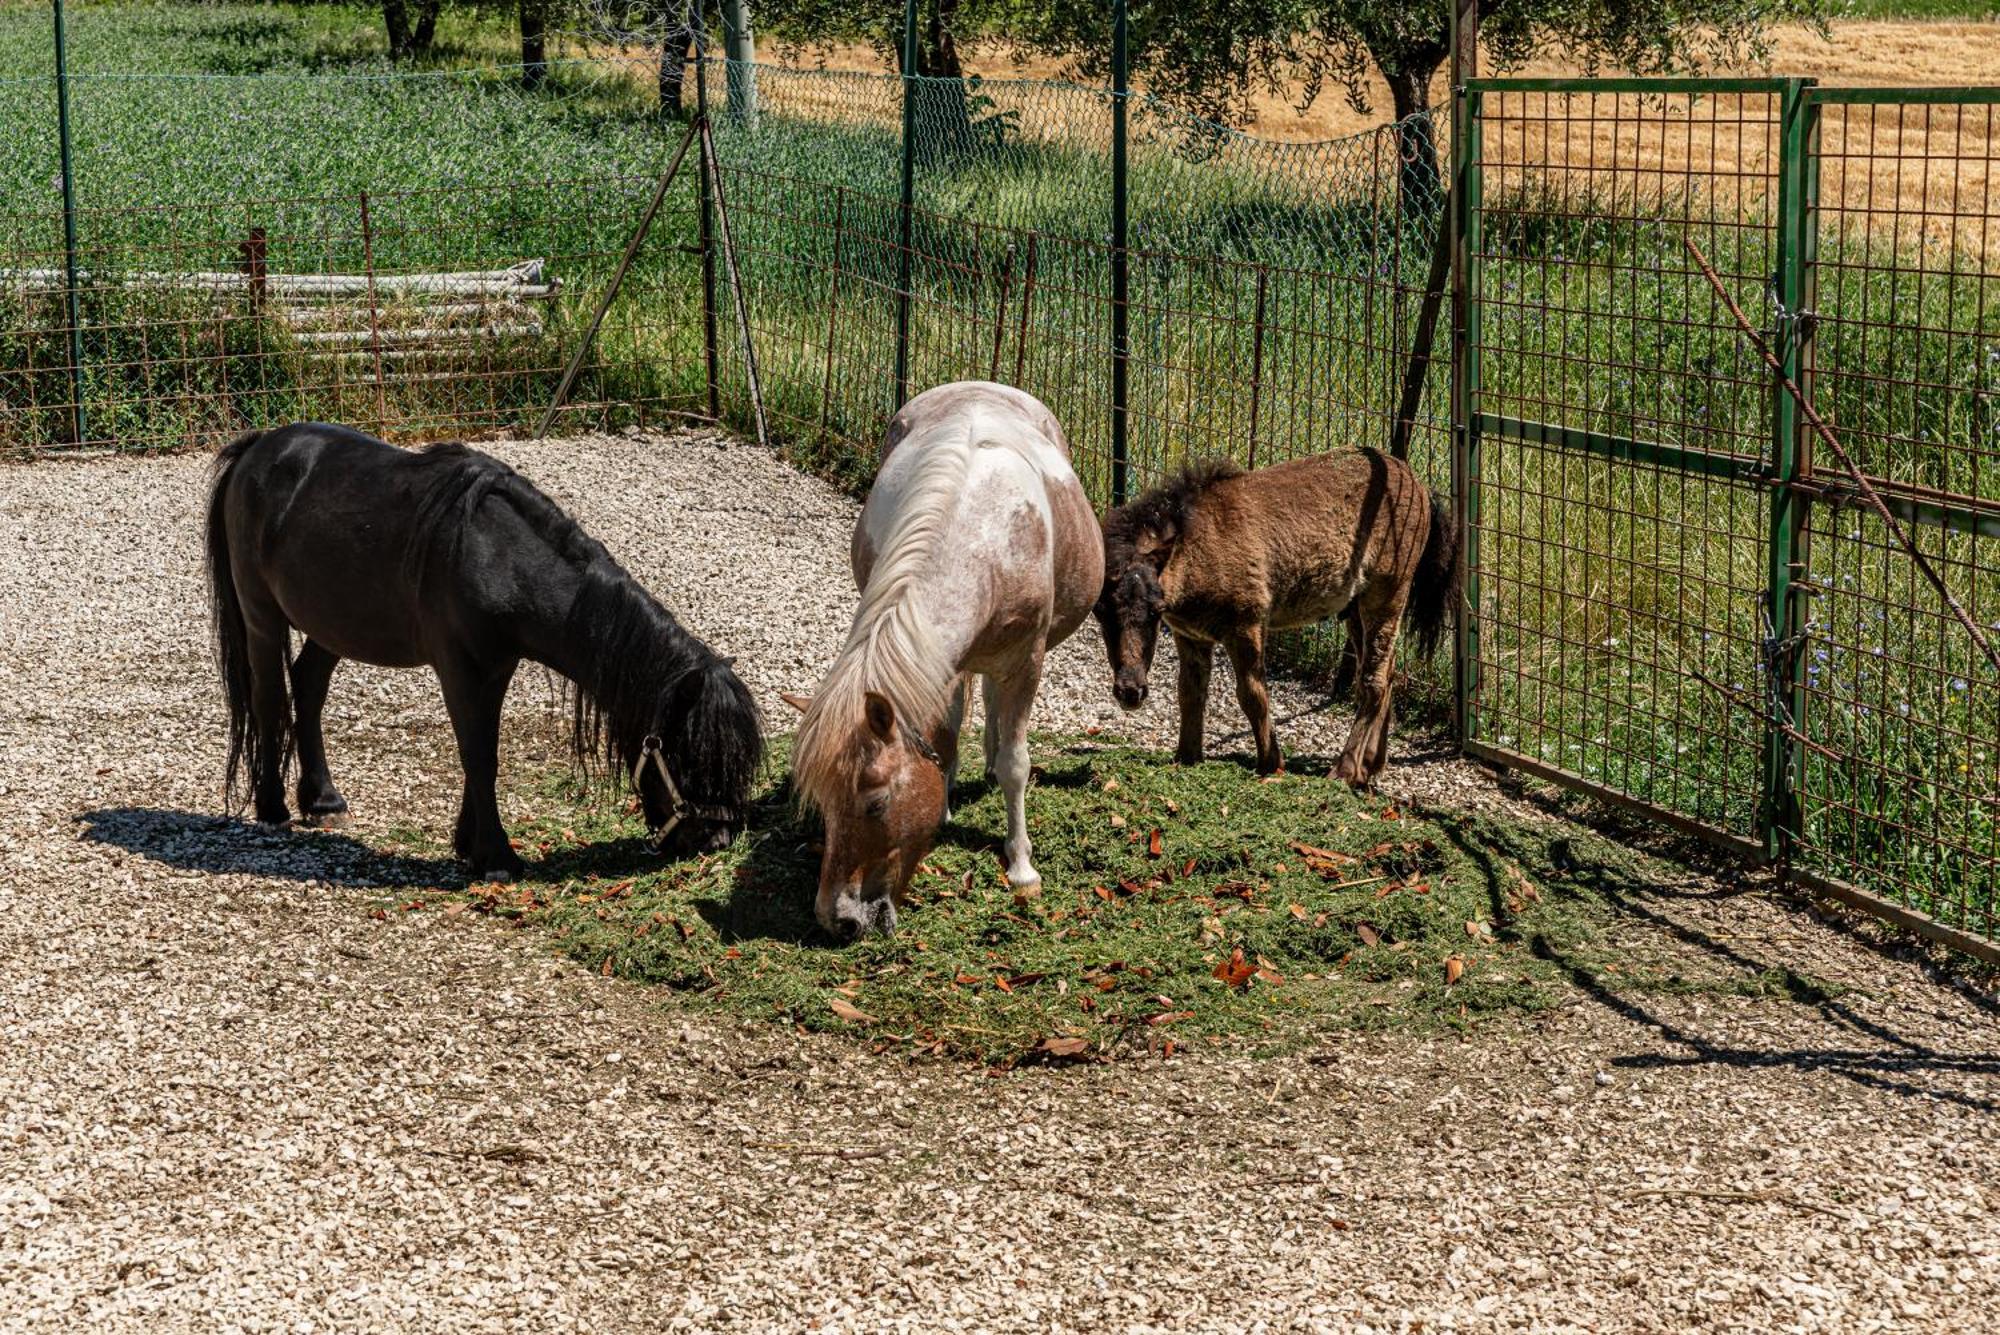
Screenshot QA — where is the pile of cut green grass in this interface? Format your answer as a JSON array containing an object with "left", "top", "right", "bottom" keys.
[{"left": 395, "top": 733, "right": 1778, "bottom": 1064}]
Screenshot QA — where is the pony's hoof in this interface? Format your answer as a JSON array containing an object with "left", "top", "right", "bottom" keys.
[
  {"left": 254, "top": 815, "right": 293, "bottom": 832},
  {"left": 299, "top": 808, "right": 350, "bottom": 830}
]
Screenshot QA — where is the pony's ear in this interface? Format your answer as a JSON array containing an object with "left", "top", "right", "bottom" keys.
[
  {"left": 1133, "top": 522, "right": 1175, "bottom": 564},
  {"left": 779, "top": 691, "right": 813, "bottom": 715},
  {"left": 863, "top": 691, "right": 897, "bottom": 744}
]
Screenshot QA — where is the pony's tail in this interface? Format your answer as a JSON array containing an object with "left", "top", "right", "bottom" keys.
[
  {"left": 1407, "top": 489, "right": 1461, "bottom": 662},
  {"left": 207, "top": 429, "right": 267, "bottom": 810}
]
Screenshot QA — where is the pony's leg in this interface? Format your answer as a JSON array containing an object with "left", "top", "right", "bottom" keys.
[
  {"left": 438, "top": 656, "right": 524, "bottom": 880},
  {"left": 244, "top": 623, "right": 294, "bottom": 827},
  {"left": 1224, "top": 625, "right": 1282, "bottom": 775},
  {"left": 981, "top": 672, "right": 1003, "bottom": 784},
  {"left": 290, "top": 639, "right": 348, "bottom": 827},
  {"left": 1330, "top": 608, "right": 1362, "bottom": 701},
  {"left": 987, "top": 661, "right": 1042, "bottom": 890},
  {"left": 1334, "top": 598, "right": 1408, "bottom": 787},
  {"left": 939, "top": 673, "right": 970, "bottom": 821},
  {"left": 1172, "top": 632, "right": 1213, "bottom": 765}
]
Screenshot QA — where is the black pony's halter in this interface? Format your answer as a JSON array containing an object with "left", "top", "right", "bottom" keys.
[
  {"left": 633, "top": 735, "right": 740, "bottom": 848},
  {"left": 628, "top": 655, "right": 742, "bottom": 848}
]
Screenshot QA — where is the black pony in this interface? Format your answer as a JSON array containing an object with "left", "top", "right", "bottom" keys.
[{"left": 205, "top": 423, "right": 763, "bottom": 879}]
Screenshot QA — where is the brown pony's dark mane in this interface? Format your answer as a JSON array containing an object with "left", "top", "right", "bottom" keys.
[{"left": 1101, "top": 458, "right": 1243, "bottom": 567}]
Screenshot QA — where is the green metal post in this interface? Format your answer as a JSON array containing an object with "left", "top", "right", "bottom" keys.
[
  {"left": 51, "top": 0, "right": 85, "bottom": 444},
  {"left": 1763, "top": 78, "right": 1817, "bottom": 866},
  {"left": 1109, "top": 0, "right": 1129, "bottom": 506},
  {"left": 1449, "top": 0, "right": 1480, "bottom": 745},
  {"left": 694, "top": 14, "right": 720, "bottom": 418},
  {"left": 721, "top": 0, "right": 756, "bottom": 127},
  {"left": 892, "top": 0, "right": 919, "bottom": 410}
]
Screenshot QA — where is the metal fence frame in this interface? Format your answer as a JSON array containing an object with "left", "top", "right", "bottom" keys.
[{"left": 1454, "top": 74, "right": 2000, "bottom": 964}]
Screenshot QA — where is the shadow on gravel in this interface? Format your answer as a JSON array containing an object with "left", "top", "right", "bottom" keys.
[
  {"left": 1433, "top": 814, "right": 2000, "bottom": 1112},
  {"left": 1548, "top": 940, "right": 2000, "bottom": 1114},
  {"left": 75, "top": 806, "right": 460, "bottom": 888}
]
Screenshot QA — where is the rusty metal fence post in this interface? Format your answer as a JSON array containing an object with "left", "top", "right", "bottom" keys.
[{"left": 358, "top": 190, "right": 388, "bottom": 428}]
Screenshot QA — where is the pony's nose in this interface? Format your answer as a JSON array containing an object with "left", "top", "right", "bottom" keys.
[
  {"left": 825, "top": 898, "right": 897, "bottom": 942},
  {"left": 1114, "top": 682, "right": 1148, "bottom": 710}
]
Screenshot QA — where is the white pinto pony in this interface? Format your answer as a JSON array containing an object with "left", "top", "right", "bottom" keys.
[{"left": 785, "top": 382, "right": 1102, "bottom": 940}]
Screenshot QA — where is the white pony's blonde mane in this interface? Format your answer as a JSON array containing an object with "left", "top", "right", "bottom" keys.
[{"left": 793, "top": 424, "right": 971, "bottom": 811}]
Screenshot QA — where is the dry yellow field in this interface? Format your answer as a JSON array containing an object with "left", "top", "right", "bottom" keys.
[
  {"left": 782, "top": 22, "right": 2000, "bottom": 141},
  {"left": 773, "top": 21, "right": 1999, "bottom": 253}
]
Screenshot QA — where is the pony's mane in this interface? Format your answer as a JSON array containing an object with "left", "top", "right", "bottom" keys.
[
  {"left": 403, "top": 442, "right": 608, "bottom": 581},
  {"left": 792, "top": 430, "right": 970, "bottom": 813},
  {"left": 1101, "top": 457, "right": 1242, "bottom": 569},
  {"left": 404, "top": 442, "right": 761, "bottom": 805},
  {"left": 563, "top": 561, "right": 763, "bottom": 807}
]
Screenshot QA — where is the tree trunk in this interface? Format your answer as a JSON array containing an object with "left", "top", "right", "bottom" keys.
[
  {"left": 721, "top": 0, "right": 757, "bottom": 124},
  {"left": 1385, "top": 64, "right": 1444, "bottom": 215},
  {"left": 383, "top": 0, "right": 411, "bottom": 58},
  {"left": 412, "top": 1, "right": 439, "bottom": 55},
  {"left": 521, "top": 0, "right": 548, "bottom": 91},
  {"left": 658, "top": 32, "right": 695, "bottom": 120}
]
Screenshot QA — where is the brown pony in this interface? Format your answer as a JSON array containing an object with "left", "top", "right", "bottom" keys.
[
  {"left": 786, "top": 382, "right": 1102, "bottom": 940},
  {"left": 1094, "top": 449, "right": 1457, "bottom": 785}
]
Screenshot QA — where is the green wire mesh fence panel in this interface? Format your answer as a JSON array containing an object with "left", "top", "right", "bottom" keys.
[
  {"left": 0, "top": 54, "right": 711, "bottom": 452},
  {"left": 1123, "top": 100, "right": 1448, "bottom": 499},
  {"left": 1792, "top": 90, "right": 2000, "bottom": 942},
  {"left": 1464, "top": 81, "right": 1793, "bottom": 852},
  {"left": 698, "top": 60, "right": 1448, "bottom": 517},
  {"left": 0, "top": 72, "right": 67, "bottom": 445},
  {"left": 701, "top": 62, "right": 908, "bottom": 477}
]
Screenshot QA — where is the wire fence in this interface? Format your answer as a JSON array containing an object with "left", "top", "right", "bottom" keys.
[
  {"left": 1459, "top": 79, "right": 1998, "bottom": 957},
  {"left": 700, "top": 60, "right": 1445, "bottom": 507},
  {"left": 0, "top": 50, "right": 1447, "bottom": 484}
]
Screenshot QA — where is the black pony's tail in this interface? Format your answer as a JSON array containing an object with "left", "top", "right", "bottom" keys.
[
  {"left": 207, "top": 429, "right": 271, "bottom": 810},
  {"left": 1407, "top": 489, "right": 1461, "bottom": 662}
]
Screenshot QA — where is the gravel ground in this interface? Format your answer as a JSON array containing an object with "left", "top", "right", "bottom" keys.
[{"left": 2, "top": 428, "right": 1997, "bottom": 1333}]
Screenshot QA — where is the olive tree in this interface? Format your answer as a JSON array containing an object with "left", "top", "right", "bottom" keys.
[{"left": 1027, "top": 0, "right": 1824, "bottom": 207}]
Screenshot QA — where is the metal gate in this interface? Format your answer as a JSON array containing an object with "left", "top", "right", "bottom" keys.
[{"left": 1453, "top": 78, "right": 1999, "bottom": 961}]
